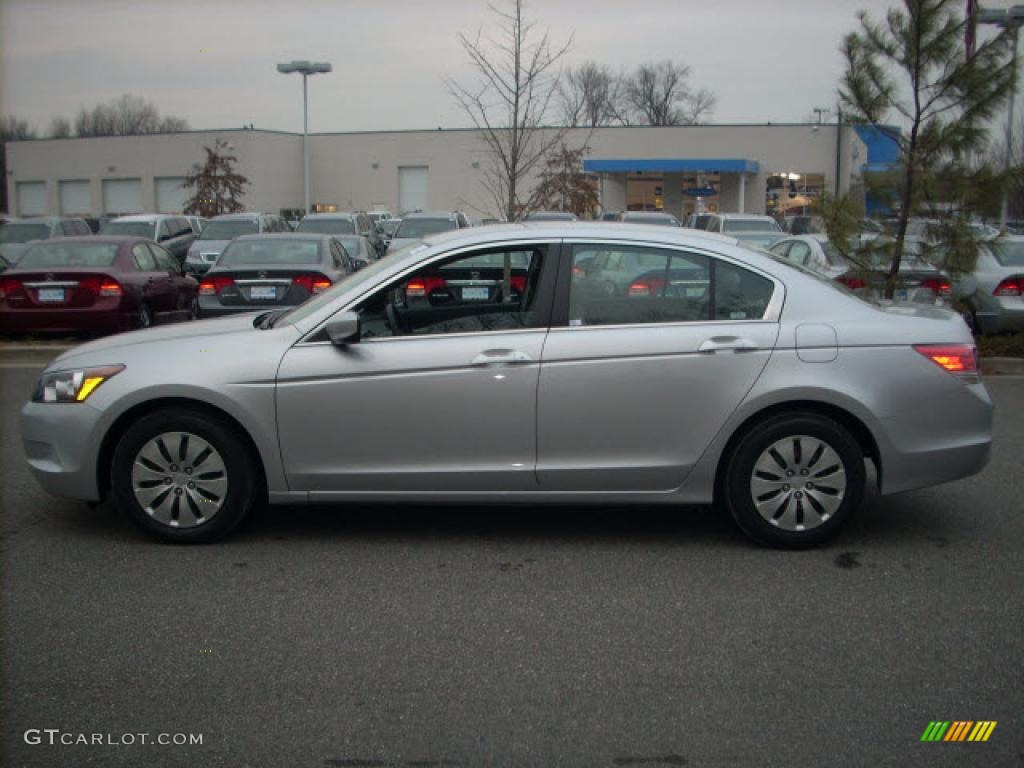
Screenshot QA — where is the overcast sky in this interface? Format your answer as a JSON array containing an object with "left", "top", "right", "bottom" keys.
[{"left": 2, "top": 0, "right": 919, "bottom": 135}]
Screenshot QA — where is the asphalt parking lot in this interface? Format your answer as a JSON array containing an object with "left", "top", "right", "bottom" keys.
[{"left": 1, "top": 360, "right": 1022, "bottom": 768}]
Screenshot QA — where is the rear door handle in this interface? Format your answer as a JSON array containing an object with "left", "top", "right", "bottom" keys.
[
  {"left": 698, "top": 336, "right": 759, "bottom": 354},
  {"left": 471, "top": 349, "right": 532, "bottom": 366}
]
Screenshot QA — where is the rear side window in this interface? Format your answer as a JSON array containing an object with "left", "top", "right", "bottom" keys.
[
  {"left": 132, "top": 243, "right": 156, "bottom": 271},
  {"left": 568, "top": 244, "right": 775, "bottom": 326}
]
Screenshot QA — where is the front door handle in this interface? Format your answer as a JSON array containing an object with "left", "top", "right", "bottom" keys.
[
  {"left": 698, "top": 336, "right": 759, "bottom": 354},
  {"left": 471, "top": 349, "right": 532, "bottom": 366}
]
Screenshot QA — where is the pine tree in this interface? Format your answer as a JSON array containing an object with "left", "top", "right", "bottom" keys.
[{"left": 183, "top": 139, "right": 249, "bottom": 218}]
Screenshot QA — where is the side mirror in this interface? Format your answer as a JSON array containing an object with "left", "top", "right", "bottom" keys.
[{"left": 325, "top": 311, "right": 360, "bottom": 345}]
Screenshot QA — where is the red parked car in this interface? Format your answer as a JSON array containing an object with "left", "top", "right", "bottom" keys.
[{"left": 0, "top": 237, "right": 198, "bottom": 334}]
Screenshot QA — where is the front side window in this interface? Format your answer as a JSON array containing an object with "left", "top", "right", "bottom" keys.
[
  {"left": 354, "top": 245, "right": 549, "bottom": 339},
  {"left": 569, "top": 243, "right": 775, "bottom": 326}
]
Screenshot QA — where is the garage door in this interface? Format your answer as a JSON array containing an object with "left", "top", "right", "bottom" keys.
[
  {"left": 155, "top": 177, "right": 188, "bottom": 213},
  {"left": 398, "top": 166, "right": 428, "bottom": 215},
  {"left": 16, "top": 181, "right": 47, "bottom": 216},
  {"left": 102, "top": 178, "right": 143, "bottom": 215},
  {"left": 59, "top": 180, "right": 92, "bottom": 215}
]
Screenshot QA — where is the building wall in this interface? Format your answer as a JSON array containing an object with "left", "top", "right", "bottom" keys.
[{"left": 6, "top": 124, "right": 864, "bottom": 219}]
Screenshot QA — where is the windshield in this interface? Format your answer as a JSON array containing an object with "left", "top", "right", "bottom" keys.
[
  {"left": 723, "top": 218, "right": 781, "bottom": 233},
  {"left": 295, "top": 218, "right": 356, "bottom": 235},
  {"left": 99, "top": 221, "right": 154, "bottom": 238},
  {"left": 18, "top": 242, "right": 120, "bottom": 267},
  {"left": 200, "top": 219, "right": 258, "bottom": 240},
  {"left": 219, "top": 239, "right": 321, "bottom": 266},
  {"left": 989, "top": 240, "right": 1024, "bottom": 267},
  {"left": 0, "top": 222, "right": 50, "bottom": 243},
  {"left": 395, "top": 218, "right": 456, "bottom": 239}
]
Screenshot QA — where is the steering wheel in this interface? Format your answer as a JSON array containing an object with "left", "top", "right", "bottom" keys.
[{"left": 386, "top": 302, "right": 405, "bottom": 336}]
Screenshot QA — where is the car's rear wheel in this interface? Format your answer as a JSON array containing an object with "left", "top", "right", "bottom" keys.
[
  {"left": 111, "top": 408, "right": 258, "bottom": 543},
  {"left": 136, "top": 302, "right": 153, "bottom": 329},
  {"left": 723, "top": 413, "right": 865, "bottom": 548}
]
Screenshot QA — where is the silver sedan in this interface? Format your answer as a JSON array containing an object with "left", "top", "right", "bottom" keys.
[
  {"left": 950, "top": 236, "right": 1024, "bottom": 334},
  {"left": 20, "top": 223, "right": 992, "bottom": 548}
]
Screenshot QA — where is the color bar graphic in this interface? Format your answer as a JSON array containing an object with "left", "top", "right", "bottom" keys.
[{"left": 921, "top": 720, "right": 996, "bottom": 742}]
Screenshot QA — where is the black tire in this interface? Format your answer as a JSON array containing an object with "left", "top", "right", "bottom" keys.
[
  {"left": 111, "top": 408, "right": 259, "bottom": 543},
  {"left": 961, "top": 302, "right": 981, "bottom": 335},
  {"left": 136, "top": 302, "right": 153, "bottom": 329},
  {"left": 723, "top": 412, "right": 866, "bottom": 549},
  {"left": 188, "top": 296, "right": 199, "bottom": 321}
]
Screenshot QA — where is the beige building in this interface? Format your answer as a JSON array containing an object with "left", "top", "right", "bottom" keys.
[{"left": 4, "top": 123, "right": 868, "bottom": 221}]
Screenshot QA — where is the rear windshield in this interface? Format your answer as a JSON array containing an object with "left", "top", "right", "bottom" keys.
[
  {"left": 18, "top": 242, "right": 120, "bottom": 267},
  {"left": 99, "top": 221, "right": 154, "bottom": 238},
  {"left": 0, "top": 222, "right": 50, "bottom": 243},
  {"left": 989, "top": 241, "right": 1024, "bottom": 267},
  {"left": 218, "top": 239, "right": 321, "bottom": 266},
  {"left": 295, "top": 218, "right": 356, "bottom": 235},
  {"left": 395, "top": 218, "right": 456, "bottom": 239},
  {"left": 200, "top": 220, "right": 258, "bottom": 240},
  {"left": 723, "top": 219, "right": 781, "bottom": 233}
]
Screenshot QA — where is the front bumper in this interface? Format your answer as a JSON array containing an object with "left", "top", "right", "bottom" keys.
[{"left": 21, "top": 400, "right": 106, "bottom": 502}]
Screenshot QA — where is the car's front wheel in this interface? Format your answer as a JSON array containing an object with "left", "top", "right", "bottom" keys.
[
  {"left": 111, "top": 408, "right": 259, "bottom": 543},
  {"left": 723, "top": 412, "right": 866, "bottom": 548}
]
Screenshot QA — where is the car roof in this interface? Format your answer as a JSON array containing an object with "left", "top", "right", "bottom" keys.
[
  {"left": 232, "top": 233, "right": 326, "bottom": 242},
  {"left": 409, "top": 221, "right": 738, "bottom": 250},
  {"left": 3, "top": 216, "right": 60, "bottom": 224},
  {"left": 110, "top": 214, "right": 176, "bottom": 222},
  {"left": 716, "top": 213, "right": 776, "bottom": 220}
]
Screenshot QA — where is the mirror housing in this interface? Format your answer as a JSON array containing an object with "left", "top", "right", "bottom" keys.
[{"left": 325, "top": 312, "right": 360, "bottom": 345}]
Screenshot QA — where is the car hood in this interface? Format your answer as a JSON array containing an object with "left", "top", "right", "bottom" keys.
[
  {"left": 50, "top": 313, "right": 265, "bottom": 368},
  {"left": 190, "top": 240, "right": 230, "bottom": 254}
]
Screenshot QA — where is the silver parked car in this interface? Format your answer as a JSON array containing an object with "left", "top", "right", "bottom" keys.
[
  {"left": 20, "top": 223, "right": 991, "bottom": 548},
  {"left": 769, "top": 234, "right": 953, "bottom": 306},
  {"left": 948, "top": 236, "right": 1024, "bottom": 334},
  {"left": 704, "top": 213, "right": 784, "bottom": 249},
  {"left": 184, "top": 212, "right": 290, "bottom": 276}
]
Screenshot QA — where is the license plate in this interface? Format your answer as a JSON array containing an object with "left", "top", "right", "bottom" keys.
[
  {"left": 462, "top": 286, "right": 490, "bottom": 301},
  {"left": 894, "top": 289, "right": 909, "bottom": 301},
  {"left": 37, "top": 288, "right": 65, "bottom": 302},
  {"left": 250, "top": 286, "right": 277, "bottom": 300}
]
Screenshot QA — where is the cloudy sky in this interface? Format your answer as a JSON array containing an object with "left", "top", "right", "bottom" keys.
[{"left": 2, "top": 0, "right": 925, "bottom": 135}]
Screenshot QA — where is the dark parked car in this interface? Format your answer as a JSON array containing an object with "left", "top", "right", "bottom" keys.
[
  {"left": 0, "top": 237, "right": 198, "bottom": 333},
  {"left": 100, "top": 214, "right": 196, "bottom": 265},
  {"left": 184, "top": 212, "right": 291, "bottom": 276},
  {"left": 197, "top": 234, "right": 354, "bottom": 318},
  {"left": 0, "top": 216, "right": 92, "bottom": 264}
]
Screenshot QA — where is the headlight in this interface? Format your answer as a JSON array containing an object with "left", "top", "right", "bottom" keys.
[{"left": 32, "top": 365, "right": 125, "bottom": 403}]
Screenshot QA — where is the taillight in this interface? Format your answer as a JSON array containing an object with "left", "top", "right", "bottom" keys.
[
  {"left": 79, "top": 276, "right": 123, "bottom": 297},
  {"left": 404, "top": 275, "right": 446, "bottom": 297},
  {"left": 0, "top": 277, "right": 21, "bottom": 301},
  {"left": 921, "top": 277, "right": 952, "bottom": 297},
  {"left": 510, "top": 275, "right": 527, "bottom": 293},
  {"left": 292, "top": 274, "right": 332, "bottom": 294},
  {"left": 914, "top": 344, "right": 979, "bottom": 380},
  {"left": 572, "top": 265, "right": 585, "bottom": 277},
  {"left": 199, "top": 276, "right": 235, "bottom": 295},
  {"left": 628, "top": 277, "right": 666, "bottom": 297},
  {"left": 837, "top": 274, "right": 866, "bottom": 290},
  {"left": 993, "top": 276, "right": 1023, "bottom": 296}
]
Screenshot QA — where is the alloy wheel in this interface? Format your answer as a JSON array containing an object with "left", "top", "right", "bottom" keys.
[
  {"left": 749, "top": 435, "right": 847, "bottom": 532},
  {"left": 130, "top": 432, "right": 228, "bottom": 528}
]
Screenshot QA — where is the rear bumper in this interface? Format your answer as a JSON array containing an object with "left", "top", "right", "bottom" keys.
[
  {"left": 0, "top": 307, "right": 130, "bottom": 333},
  {"left": 20, "top": 400, "right": 106, "bottom": 502}
]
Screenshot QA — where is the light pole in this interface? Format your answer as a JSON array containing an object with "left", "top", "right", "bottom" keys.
[
  {"left": 979, "top": 5, "right": 1024, "bottom": 229},
  {"left": 276, "top": 60, "right": 332, "bottom": 216}
]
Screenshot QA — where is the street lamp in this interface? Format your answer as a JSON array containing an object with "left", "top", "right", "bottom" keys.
[
  {"left": 978, "top": 6, "right": 1024, "bottom": 229},
  {"left": 276, "top": 60, "right": 332, "bottom": 216}
]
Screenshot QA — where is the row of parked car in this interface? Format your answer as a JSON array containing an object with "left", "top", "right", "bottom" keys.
[{"left": 1, "top": 206, "right": 1021, "bottom": 336}]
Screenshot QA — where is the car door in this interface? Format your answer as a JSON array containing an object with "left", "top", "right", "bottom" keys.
[
  {"left": 536, "top": 240, "right": 782, "bottom": 492},
  {"left": 275, "top": 240, "right": 559, "bottom": 495},
  {"left": 148, "top": 242, "right": 194, "bottom": 318},
  {"left": 131, "top": 242, "right": 173, "bottom": 315}
]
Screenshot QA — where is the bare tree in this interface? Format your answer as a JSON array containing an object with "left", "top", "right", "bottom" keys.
[
  {"left": 72, "top": 94, "right": 188, "bottom": 137},
  {"left": 525, "top": 142, "right": 599, "bottom": 216},
  {"left": 558, "top": 61, "right": 620, "bottom": 128},
  {"left": 621, "top": 60, "right": 716, "bottom": 126},
  {"left": 48, "top": 116, "right": 72, "bottom": 138},
  {"left": 1, "top": 116, "right": 37, "bottom": 213},
  {"left": 183, "top": 139, "right": 249, "bottom": 218},
  {"left": 446, "top": 0, "right": 572, "bottom": 221}
]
